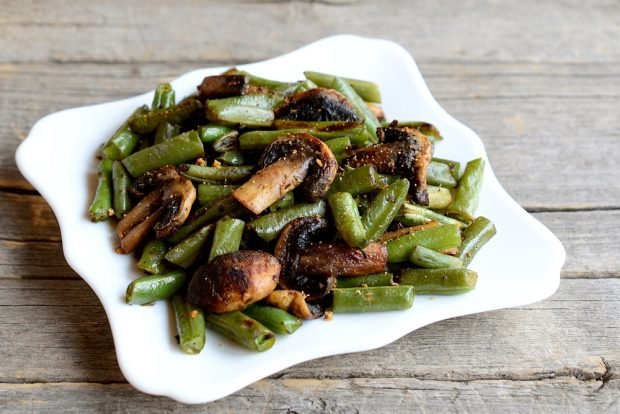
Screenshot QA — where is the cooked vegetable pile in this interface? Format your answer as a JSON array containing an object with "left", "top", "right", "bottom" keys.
[{"left": 89, "top": 69, "right": 496, "bottom": 354}]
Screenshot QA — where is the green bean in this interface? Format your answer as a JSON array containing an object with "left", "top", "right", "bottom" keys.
[
  {"left": 332, "top": 286, "right": 414, "bottom": 313},
  {"left": 122, "top": 131, "right": 204, "bottom": 177},
  {"left": 204, "top": 311, "right": 275, "bottom": 352},
  {"left": 111, "top": 160, "right": 132, "bottom": 219},
  {"left": 165, "top": 225, "right": 214, "bottom": 269},
  {"left": 328, "top": 192, "right": 367, "bottom": 248},
  {"left": 409, "top": 245, "right": 464, "bottom": 269},
  {"left": 129, "top": 97, "right": 202, "bottom": 134},
  {"left": 361, "top": 178, "right": 409, "bottom": 242},
  {"left": 247, "top": 200, "right": 326, "bottom": 242},
  {"left": 324, "top": 137, "right": 351, "bottom": 164},
  {"left": 207, "top": 104, "right": 274, "bottom": 127},
  {"left": 427, "top": 161, "right": 458, "bottom": 188},
  {"left": 153, "top": 122, "right": 181, "bottom": 145},
  {"left": 399, "top": 202, "right": 467, "bottom": 228},
  {"left": 171, "top": 293, "right": 206, "bottom": 354},
  {"left": 126, "top": 270, "right": 186, "bottom": 305},
  {"left": 238, "top": 129, "right": 305, "bottom": 150},
  {"left": 432, "top": 157, "right": 461, "bottom": 181},
  {"left": 88, "top": 158, "right": 114, "bottom": 222},
  {"left": 304, "top": 71, "right": 382, "bottom": 103},
  {"left": 212, "top": 131, "right": 239, "bottom": 153},
  {"left": 269, "top": 191, "right": 294, "bottom": 212},
  {"left": 197, "top": 183, "right": 239, "bottom": 205},
  {"left": 179, "top": 164, "right": 254, "bottom": 183},
  {"left": 243, "top": 304, "right": 302, "bottom": 334},
  {"left": 399, "top": 268, "right": 477, "bottom": 295},
  {"left": 224, "top": 68, "right": 294, "bottom": 91},
  {"left": 457, "top": 216, "right": 496, "bottom": 266},
  {"left": 101, "top": 105, "right": 149, "bottom": 160},
  {"left": 427, "top": 185, "right": 453, "bottom": 210},
  {"left": 199, "top": 124, "right": 236, "bottom": 144},
  {"left": 216, "top": 150, "right": 245, "bottom": 166},
  {"left": 151, "top": 83, "right": 175, "bottom": 110},
  {"left": 386, "top": 224, "right": 462, "bottom": 263},
  {"left": 446, "top": 158, "right": 485, "bottom": 223},
  {"left": 292, "top": 78, "right": 317, "bottom": 93},
  {"left": 328, "top": 165, "right": 383, "bottom": 196},
  {"left": 331, "top": 77, "right": 380, "bottom": 143},
  {"left": 137, "top": 240, "right": 168, "bottom": 275},
  {"left": 336, "top": 272, "right": 394, "bottom": 288},
  {"left": 208, "top": 217, "right": 245, "bottom": 261}
]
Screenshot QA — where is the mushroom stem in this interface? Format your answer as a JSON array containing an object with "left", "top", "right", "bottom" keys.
[
  {"left": 232, "top": 155, "right": 312, "bottom": 214},
  {"left": 297, "top": 242, "right": 388, "bottom": 277}
]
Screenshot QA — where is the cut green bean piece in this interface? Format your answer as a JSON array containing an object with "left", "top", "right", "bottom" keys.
[
  {"left": 409, "top": 245, "right": 464, "bottom": 269},
  {"left": 126, "top": 270, "right": 186, "bottom": 305},
  {"left": 216, "top": 150, "right": 245, "bottom": 166},
  {"left": 432, "top": 157, "right": 461, "bottom": 181},
  {"left": 88, "top": 159, "right": 114, "bottom": 222},
  {"left": 325, "top": 137, "right": 351, "bottom": 164},
  {"left": 122, "top": 131, "right": 204, "bottom": 177},
  {"left": 400, "top": 202, "right": 467, "bottom": 228},
  {"left": 112, "top": 160, "right": 132, "bottom": 219},
  {"left": 129, "top": 98, "right": 202, "bottom": 134},
  {"left": 247, "top": 200, "right": 327, "bottom": 242},
  {"left": 200, "top": 124, "right": 236, "bottom": 144},
  {"left": 224, "top": 68, "right": 294, "bottom": 91},
  {"left": 238, "top": 126, "right": 371, "bottom": 151},
  {"left": 208, "top": 218, "right": 245, "bottom": 261},
  {"left": 151, "top": 83, "right": 175, "bottom": 110},
  {"left": 101, "top": 105, "right": 149, "bottom": 160},
  {"left": 243, "top": 304, "right": 302, "bottom": 334},
  {"left": 427, "top": 185, "right": 453, "bottom": 210},
  {"left": 328, "top": 192, "right": 367, "bottom": 248},
  {"left": 362, "top": 178, "right": 410, "bottom": 242},
  {"left": 171, "top": 293, "right": 206, "bottom": 355},
  {"left": 207, "top": 104, "right": 274, "bottom": 127},
  {"left": 137, "top": 240, "right": 168, "bottom": 275},
  {"left": 154, "top": 122, "right": 181, "bottom": 145},
  {"left": 331, "top": 77, "right": 380, "bottom": 143},
  {"left": 179, "top": 164, "right": 254, "bottom": 183},
  {"left": 457, "top": 216, "right": 496, "bottom": 267},
  {"left": 204, "top": 311, "right": 275, "bottom": 352},
  {"left": 446, "top": 158, "right": 485, "bottom": 223},
  {"left": 333, "top": 286, "right": 414, "bottom": 313},
  {"left": 304, "top": 71, "right": 382, "bottom": 103},
  {"left": 427, "top": 161, "right": 458, "bottom": 188},
  {"left": 165, "top": 225, "right": 214, "bottom": 269},
  {"left": 197, "top": 183, "right": 239, "bottom": 205},
  {"left": 293, "top": 78, "right": 317, "bottom": 93},
  {"left": 386, "top": 224, "right": 462, "bottom": 263},
  {"left": 269, "top": 191, "right": 294, "bottom": 212},
  {"left": 399, "top": 268, "right": 477, "bottom": 295},
  {"left": 208, "top": 93, "right": 283, "bottom": 110},
  {"left": 328, "top": 165, "right": 383, "bottom": 196},
  {"left": 336, "top": 272, "right": 394, "bottom": 288}
]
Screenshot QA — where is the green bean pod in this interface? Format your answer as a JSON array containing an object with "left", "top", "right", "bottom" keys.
[
  {"left": 292, "top": 78, "right": 317, "bottom": 93},
  {"left": 399, "top": 268, "right": 477, "bottom": 295},
  {"left": 427, "top": 185, "right": 453, "bottom": 210},
  {"left": 457, "top": 216, "right": 496, "bottom": 266},
  {"left": 179, "top": 164, "right": 254, "bottom": 183},
  {"left": 304, "top": 71, "right": 382, "bottom": 103},
  {"left": 208, "top": 217, "right": 245, "bottom": 261},
  {"left": 200, "top": 124, "right": 236, "bottom": 144},
  {"left": 332, "top": 286, "right": 414, "bottom": 313},
  {"left": 126, "top": 270, "right": 186, "bottom": 305},
  {"left": 216, "top": 150, "right": 245, "bottom": 166},
  {"left": 129, "top": 97, "right": 202, "bottom": 134},
  {"left": 409, "top": 245, "right": 464, "bottom": 269},
  {"left": 427, "top": 161, "right": 458, "bottom": 188},
  {"left": 247, "top": 200, "right": 327, "bottom": 242},
  {"left": 269, "top": 191, "right": 295, "bottom": 212},
  {"left": 137, "top": 240, "right": 168, "bottom": 275},
  {"left": 112, "top": 160, "right": 132, "bottom": 218},
  {"left": 122, "top": 131, "right": 205, "bottom": 177},
  {"left": 151, "top": 83, "right": 175, "bottom": 110},
  {"left": 197, "top": 184, "right": 239, "bottom": 205},
  {"left": 336, "top": 272, "right": 394, "bottom": 288},
  {"left": 331, "top": 77, "right": 380, "bottom": 143},
  {"left": 101, "top": 105, "right": 149, "bottom": 160},
  {"left": 243, "top": 304, "right": 302, "bottom": 334},
  {"left": 328, "top": 165, "right": 384, "bottom": 196},
  {"left": 165, "top": 225, "right": 214, "bottom": 269},
  {"left": 328, "top": 192, "right": 367, "bottom": 248},
  {"left": 204, "top": 311, "right": 275, "bottom": 352},
  {"left": 386, "top": 224, "right": 462, "bottom": 263},
  {"left": 324, "top": 137, "right": 352, "bottom": 164},
  {"left": 361, "top": 178, "right": 409, "bottom": 242},
  {"left": 399, "top": 202, "right": 467, "bottom": 228},
  {"left": 446, "top": 158, "right": 485, "bottom": 223},
  {"left": 171, "top": 293, "right": 206, "bottom": 355},
  {"left": 224, "top": 68, "right": 294, "bottom": 91},
  {"left": 432, "top": 157, "right": 461, "bottom": 181},
  {"left": 153, "top": 122, "right": 180, "bottom": 145},
  {"left": 88, "top": 158, "right": 114, "bottom": 222}
]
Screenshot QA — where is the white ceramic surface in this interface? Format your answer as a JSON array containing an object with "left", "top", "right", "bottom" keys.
[{"left": 15, "top": 35, "right": 565, "bottom": 404}]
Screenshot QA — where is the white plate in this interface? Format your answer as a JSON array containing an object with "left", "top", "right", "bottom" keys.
[{"left": 15, "top": 35, "right": 565, "bottom": 404}]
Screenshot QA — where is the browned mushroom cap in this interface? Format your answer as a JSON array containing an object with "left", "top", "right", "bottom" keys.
[
  {"left": 273, "top": 216, "right": 335, "bottom": 301},
  {"left": 275, "top": 88, "right": 360, "bottom": 122},
  {"left": 116, "top": 166, "right": 196, "bottom": 253},
  {"left": 263, "top": 290, "right": 326, "bottom": 320},
  {"left": 297, "top": 242, "right": 388, "bottom": 278},
  {"left": 187, "top": 251, "right": 280, "bottom": 314},
  {"left": 130, "top": 165, "right": 181, "bottom": 198},
  {"left": 231, "top": 133, "right": 337, "bottom": 214},
  {"left": 197, "top": 75, "right": 248, "bottom": 100},
  {"left": 346, "top": 126, "right": 432, "bottom": 205}
]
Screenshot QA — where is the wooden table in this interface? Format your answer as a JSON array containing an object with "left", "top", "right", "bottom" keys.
[{"left": 1, "top": 1, "right": 618, "bottom": 412}]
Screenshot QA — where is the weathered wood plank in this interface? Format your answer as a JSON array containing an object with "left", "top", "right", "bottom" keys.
[
  {"left": 1, "top": 0, "right": 619, "bottom": 64},
  {"left": 2, "top": 62, "right": 619, "bottom": 207},
  {"left": 0, "top": 279, "right": 617, "bottom": 385},
  {"left": 0, "top": 192, "right": 60, "bottom": 242},
  {"left": 0, "top": 240, "right": 77, "bottom": 279}
]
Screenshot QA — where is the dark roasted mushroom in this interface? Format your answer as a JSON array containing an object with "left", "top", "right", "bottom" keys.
[
  {"left": 263, "top": 290, "right": 326, "bottom": 320},
  {"left": 116, "top": 166, "right": 196, "bottom": 253},
  {"left": 346, "top": 126, "right": 432, "bottom": 205},
  {"left": 197, "top": 75, "right": 248, "bottom": 100},
  {"left": 231, "top": 133, "right": 337, "bottom": 214},
  {"left": 297, "top": 242, "right": 388, "bottom": 278},
  {"left": 188, "top": 250, "right": 280, "bottom": 313},
  {"left": 275, "top": 88, "right": 360, "bottom": 122}
]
